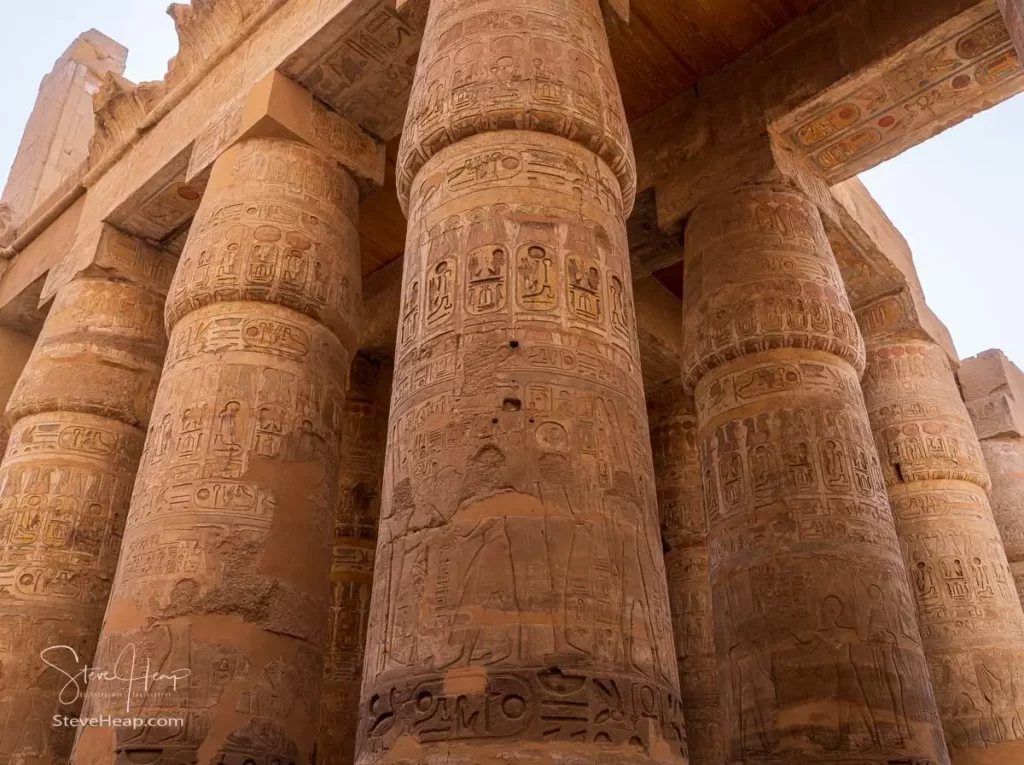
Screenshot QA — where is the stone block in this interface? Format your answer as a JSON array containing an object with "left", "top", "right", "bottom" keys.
[{"left": 960, "top": 349, "right": 1024, "bottom": 439}]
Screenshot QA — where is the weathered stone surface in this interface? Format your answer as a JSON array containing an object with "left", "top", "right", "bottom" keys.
[
  {"left": 358, "top": 2, "right": 685, "bottom": 763},
  {"left": 318, "top": 354, "right": 392, "bottom": 765},
  {"left": 649, "top": 384, "right": 723, "bottom": 765},
  {"left": 861, "top": 339, "right": 1024, "bottom": 764},
  {"left": 960, "top": 350, "right": 1024, "bottom": 613},
  {"left": 0, "top": 328, "right": 35, "bottom": 459},
  {"left": 999, "top": 0, "right": 1024, "bottom": 60},
  {"left": 682, "top": 184, "right": 948, "bottom": 765},
  {"left": 73, "top": 136, "right": 360, "bottom": 765},
  {"left": 0, "top": 239, "right": 171, "bottom": 763}
]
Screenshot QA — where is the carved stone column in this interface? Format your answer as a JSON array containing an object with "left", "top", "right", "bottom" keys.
[
  {"left": 0, "top": 228, "right": 174, "bottom": 763},
  {"left": 859, "top": 335, "right": 1024, "bottom": 764},
  {"left": 0, "top": 327, "right": 35, "bottom": 458},
  {"left": 682, "top": 185, "right": 948, "bottom": 765},
  {"left": 74, "top": 73, "right": 383, "bottom": 765},
  {"left": 318, "top": 354, "right": 392, "bottom": 765},
  {"left": 649, "top": 384, "right": 723, "bottom": 765},
  {"left": 357, "top": 1, "right": 687, "bottom": 764},
  {"left": 960, "top": 349, "right": 1024, "bottom": 609}
]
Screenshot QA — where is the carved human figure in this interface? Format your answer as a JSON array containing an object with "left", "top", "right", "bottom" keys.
[
  {"left": 73, "top": 137, "right": 362, "bottom": 765},
  {"left": 682, "top": 185, "right": 949, "bottom": 765},
  {"left": 861, "top": 337, "right": 1024, "bottom": 764},
  {"left": 0, "top": 238, "right": 173, "bottom": 763},
  {"left": 357, "top": 1, "right": 685, "bottom": 763},
  {"left": 649, "top": 385, "right": 724, "bottom": 765}
]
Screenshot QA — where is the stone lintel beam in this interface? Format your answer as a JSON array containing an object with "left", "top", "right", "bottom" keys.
[
  {"left": 40, "top": 222, "right": 178, "bottom": 306},
  {"left": 634, "top": 0, "right": 1020, "bottom": 229},
  {"left": 187, "top": 70, "right": 386, "bottom": 191},
  {"left": 960, "top": 349, "right": 1024, "bottom": 440}
]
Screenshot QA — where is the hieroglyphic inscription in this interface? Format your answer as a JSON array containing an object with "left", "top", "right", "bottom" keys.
[
  {"left": 74, "top": 137, "right": 359, "bottom": 765},
  {"left": 318, "top": 355, "right": 392, "bottom": 765},
  {"left": 981, "top": 438, "right": 1024, "bottom": 609},
  {"left": 649, "top": 386, "right": 724, "bottom": 765},
  {"left": 683, "top": 186, "right": 947, "bottom": 765},
  {"left": 862, "top": 339, "right": 1024, "bottom": 762},
  {"left": 360, "top": 129, "right": 684, "bottom": 765},
  {"left": 0, "top": 257, "right": 170, "bottom": 763},
  {"left": 395, "top": 0, "right": 637, "bottom": 213}
]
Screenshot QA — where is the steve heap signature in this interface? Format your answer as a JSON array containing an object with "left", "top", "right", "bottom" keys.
[{"left": 40, "top": 644, "right": 192, "bottom": 713}]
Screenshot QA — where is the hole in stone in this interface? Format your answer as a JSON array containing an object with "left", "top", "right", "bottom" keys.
[
  {"left": 491, "top": 418, "right": 499, "bottom": 425},
  {"left": 509, "top": 340, "right": 520, "bottom": 349},
  {"left": 503, "top": 398, "right": 522, "bottom": 412},
  {"left": 529, "top": 418, "right": 536, "bottom": 424},
  {"left": 894, "top": 463, "right": 906, "bottom": 483}
]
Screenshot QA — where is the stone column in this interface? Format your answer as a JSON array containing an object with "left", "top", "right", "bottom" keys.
[
  {"left": 74, "top": 73, "right": 383, "bottom": 765},
  {"left": 997, "top": 0, "right": 1024, "bottom": 63},
  {"left": 960, "top": 349, "right": 1024, "bottom": 609},
  {"left": 357, "top": 1, "right": 687, "bottom": 764},
  {"left": 0, "top": 227, "right": 174, "bottom": 763},
  {"left": 0, "top": 327, "right": 35, "bottom": 459},
  {"left": 859, "top": 335, "right": 1024, "bottom": 763},
  {"left": 318, "top": 354, "right": 392, "bottom": 765},
  {"left": 648, "top": 384, "right": 723, "bottom": 765},
  {"left": 681, "top": 185, "right": 948, "bottom": 765}
]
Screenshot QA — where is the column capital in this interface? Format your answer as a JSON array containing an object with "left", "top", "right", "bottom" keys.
[{"left": 187, "top": 70, "right": 386, "bottom": 191}]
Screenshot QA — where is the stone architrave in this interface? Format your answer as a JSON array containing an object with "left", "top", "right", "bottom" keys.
[
  {"left": 73, "top": 76, "right": 382, "bottom": 765},
  {"left": 0, "top": 328, "right": 36, "bottom": 458},
  {"left": 318, "top": 354, "right": 392, "bottom": 765},
  {"left": 649, "top": 384, "right": 724, "bottom": 765},
  {"left": 681, "top": 185, "right": 949, "bottom": 765},
  {"left": 0, "top": 227, "right": 175, "bottom": 763},
  {"left": 959, "top": 349, "right": 1024, "bottom": 610},
  {"left": 860, "top": 337, "right": 1024, "bottom": 764},
  {"left": 357, "top": 1, "right": 689, "bottom": 764}
]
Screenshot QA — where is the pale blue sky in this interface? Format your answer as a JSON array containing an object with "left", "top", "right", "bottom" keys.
[{"left": 1, "top": 1, "right": 1022, "bottom": 367}]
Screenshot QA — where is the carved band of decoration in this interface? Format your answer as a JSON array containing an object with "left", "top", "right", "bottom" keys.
[
  {"left": 982, "top": 437, "right": 1024, "bottom": 609},
  {"left": 394, "top": 0, "right": 637, "bottom": 215},
  {"left": 649, "top": 386, "right": 725, "bottom": 765},
  {"left": 0, "top": 257, "right": 170, "bottom": 762},
  {"left": 861, "top": 339, "right": 1024, "bottom": 762},
  {"left": 72, "top": 137, "right": 360, "bottom": 765},
  {"left": 680, "top": 188, "right": 865, "bottom": 394},
  {"left": 682, "top": 185, "right": 949, "bottom": 765},
  {"left": 318, "top": 355, "right": 393, "bottom": 765},
  {"left": 359, "top": 128, "right": 683, "bottom": 765},
  {"left": 90, "top": 73, "right": 168, "bottom": 167}
]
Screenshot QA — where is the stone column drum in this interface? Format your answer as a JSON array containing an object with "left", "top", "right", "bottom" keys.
[
  {"left": 649, "top": 385, "right": 724, "bottom": 765},
  {"left": 0, "top": 327, "right": 35, "bottom": 459},
  {"left": 74, "top": 137, "right": 361, "bottom": 765},
  {"left": 981, "top": 438, "right": 1024, "bottom": 606},
  {"left": 318, "top": 354, "right": 392, "bottom": 765},
  {"left": 681, "top": 185, "right": 949, "bottom": 765},
  {"left": 357, "top": 1, "right": 687, "bottom": 764},
  {"left": 861, "top": 339, "right": 1024, "bottom": 764},
  {"left": 0, "top": 240, "right": 173, "bottom": 763}
]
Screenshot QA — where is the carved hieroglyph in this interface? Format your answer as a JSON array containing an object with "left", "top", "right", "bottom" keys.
[
  {"left": 318, "top": 355, "right": 392, "bottom": 765},
  {"left": 358, "top": 1, "right": 688, "bottom": 763},
  {"left": 649, "top": 385, "right": 724, "bottom": 765},
  {"left": 0, "top": 234, "right": 173, "bottom": 762},
  {"left": 681, "top": 186, "right": 949, "bottom": 765},
  {"left": 73, "top": 137, "right": 361, "bottom": 765},
  {"left": 980, "top": 437, "right": 1024, "bottom": 606},
  {"left": 861, "top": 339, "right": 1024, "bottom": 763}
]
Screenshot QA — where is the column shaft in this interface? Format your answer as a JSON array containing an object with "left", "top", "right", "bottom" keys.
[
  {"left": 649, "top": 386, "right": 724, "bottom": 765},
  {"left": 359, "top": 1, "right": 687, "bottom": 763},
  {"left": 862, "top": 338, "right": 1024, "bottom": 763},
  {"left": 982, "top": 437, "right": 1024, "bottom": 606},
  {"left": 74, "top": 138, "right": 361, "bottom": 765},
  {"left": 0, "top": 327, "right": 35, "bottom": 459},
  {"left": 0, "top": 259, "right": 171, "bottom": 763},
  {"left": 682, "top": 185, "right": 948, "bottom": 765},
  {"left": 318, "top": 355, "right": 392, "bottom": 765}
]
